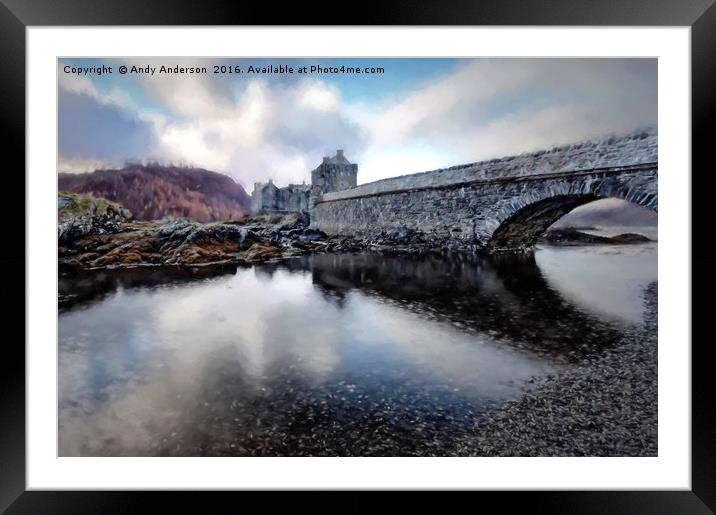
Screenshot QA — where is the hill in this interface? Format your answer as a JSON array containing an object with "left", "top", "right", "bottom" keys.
[
  {"left": 542, "top": 227, "right": 652, "bottom": 245},
  {"left": 58, "top": 164, "right": 251, "bottom": 222},
  {"left": 553, "top": 198, "right": 657, "bottom": 229}
]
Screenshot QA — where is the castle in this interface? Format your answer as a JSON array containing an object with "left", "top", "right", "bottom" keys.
[{"left": 251, "top": 149, "right": 358, "bottom": 215}]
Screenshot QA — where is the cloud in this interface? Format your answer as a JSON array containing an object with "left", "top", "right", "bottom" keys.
[
  {"left": 96, "top": 59, "right": 365, "bottom": 186},
  {"left": 142, "top": 77, "right": 365, "bottom": 186},
  {"left": 297, "top": 80, "right": 342, "bottom": 112},
  {"left": 58, "top": 63, "right": 133, "bottom": 110},
  {"left": 350, "top": 59, "right": 656, "bottom": 182},
  {"left": 58, "top": 58, "right": 656, "bottom": 187},
  {"left": 58, "top": 88, "right": 155, "bottom": 172}
]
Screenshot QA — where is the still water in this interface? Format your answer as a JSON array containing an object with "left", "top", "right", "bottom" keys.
[{"left": 58, "top": 243, "right": 657, "bottom": 456}]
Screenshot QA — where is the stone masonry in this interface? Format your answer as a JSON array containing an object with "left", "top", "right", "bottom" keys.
[
  {"left": 250, "top": 179, "right": 311, "bottom": 214},
  {"left": 311, "top": 130, "right": 658, "bottom": 250}
]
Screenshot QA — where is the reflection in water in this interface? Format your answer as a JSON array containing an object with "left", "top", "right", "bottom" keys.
[
  {"left": 58, "top": 245, "right": 656, "bottom": 456},
  {"left": 536, "top": 242, "right": 658, "bottom": 324}
]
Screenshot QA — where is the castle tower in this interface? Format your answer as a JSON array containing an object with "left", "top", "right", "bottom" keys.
[{"left": 310, "top": 149, "right": 358, "bottom": 195}]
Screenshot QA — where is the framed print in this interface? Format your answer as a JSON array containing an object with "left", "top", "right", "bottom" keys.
[{"left": 3, "top": 0, "right": 715, "bottom": 512}]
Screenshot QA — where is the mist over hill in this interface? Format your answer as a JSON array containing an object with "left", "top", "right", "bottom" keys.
[{"left": 58, "top": 164, "right": 251, "bottom": 222}]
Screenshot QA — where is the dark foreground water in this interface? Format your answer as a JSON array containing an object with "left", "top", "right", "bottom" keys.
[{"left": 58, "top": 243, "right": 657, "bottom": 456}]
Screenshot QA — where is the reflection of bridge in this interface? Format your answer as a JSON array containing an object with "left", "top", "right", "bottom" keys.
[
  {"left": 263, "top": 252, "right": 624, "bottom": 362},
  {"left": 312, "top": 131, "right": 657, "bottom": 250}
]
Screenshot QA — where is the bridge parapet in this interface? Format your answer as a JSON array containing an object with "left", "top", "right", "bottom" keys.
[{"left": 321, "top": 130, "right": 656, "bottom": 203}]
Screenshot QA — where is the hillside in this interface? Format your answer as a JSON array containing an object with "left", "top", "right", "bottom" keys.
[
  {"left": 542, "top": 227, "right": 651, "bottom": 245},
  {"left": 553, "top": 198, "right": 657, "bottom": 229},
  {"left": 58, "top": 164, "right": 251, "bottom": 222}
]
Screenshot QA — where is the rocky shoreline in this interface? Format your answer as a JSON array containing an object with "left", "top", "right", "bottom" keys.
[
  {"left": 59, "top": 192, "right": 656, "bottom": 269},
  {"left": 59, "top": 203, "right": 484, "bottom": 270},
  {"left": 454, "top": 282, "right": 658, "bottom": 457}
]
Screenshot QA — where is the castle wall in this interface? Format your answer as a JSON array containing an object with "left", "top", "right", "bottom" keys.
[
  {"left": 280, "top": 187, "right": 311, "bottom": 213},
  {"left": 251, "top": 182, "right": 310, "bottom": 214}
]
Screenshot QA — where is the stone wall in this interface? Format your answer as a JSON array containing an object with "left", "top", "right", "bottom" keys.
[
  {"left": 312, "top": 164, "right": 657, "bottom": 250},
  {"left": 279, "top": 185, "right": 311, "bottom": 213}
]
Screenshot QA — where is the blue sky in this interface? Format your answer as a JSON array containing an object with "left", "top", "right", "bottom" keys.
[{"left": 58, "top": 58, "right": 656, "bottom": 188}]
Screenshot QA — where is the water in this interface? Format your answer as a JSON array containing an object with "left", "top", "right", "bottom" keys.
[
  {"left": 536, "top": 242, "right": 657, "bottom": 324},
  {"left": 58, "top": 243, "right": 657, "bottom": 456}
]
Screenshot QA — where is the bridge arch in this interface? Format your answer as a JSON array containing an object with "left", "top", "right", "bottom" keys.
[{"left": 484, "top": 170, "right": 657, "bottom": 251}]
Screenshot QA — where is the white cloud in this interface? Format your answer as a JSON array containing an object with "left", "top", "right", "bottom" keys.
[
  {"left": 58, "top": 58, "right": 656, "bottom": 189},
  {"left": 297, "top": 80, "right": 341, "bottom": 112}
]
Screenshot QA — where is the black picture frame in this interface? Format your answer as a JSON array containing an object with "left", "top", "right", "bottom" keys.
[{"left": 2, "top": 0, "right": 714, "bottom": 512}]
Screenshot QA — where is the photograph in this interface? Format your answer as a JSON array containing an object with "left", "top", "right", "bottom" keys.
[{"left": 56, "top": 56, "right": 659, "bottom": 458}]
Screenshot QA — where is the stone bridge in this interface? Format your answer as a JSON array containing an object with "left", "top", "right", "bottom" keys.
[{"left": 311, "top": 131, "right": 657, "bottom": 251}]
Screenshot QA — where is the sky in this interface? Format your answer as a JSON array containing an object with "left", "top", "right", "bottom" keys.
[{"left": 58, "top": 58, "right": 657, "bottom": 189}]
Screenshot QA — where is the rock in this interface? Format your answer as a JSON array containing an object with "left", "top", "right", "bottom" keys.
[
  {"left": 244, "top": 242, "right": 283, "bottom": 262},
  {"left": 157, "top": 219, "right": 198, "bottom": 240},
  {"left": 58, "top": 192, "right": 131, "bottom": 244},
  {"left": 299, "top": 229, "right": 327, "bottom": 242},
  {"left": 239, "top": 228, "right": 259, "bottom": 244},
  {"left": 383, "top": 226, "right": 416, "bottom": 243},
  {"left": 157, "top": 219, "right": 243, "bottom": 244}
]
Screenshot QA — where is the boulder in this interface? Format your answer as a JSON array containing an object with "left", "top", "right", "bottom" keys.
[
  {"left": 58, "top": 192, "right": 131, "bottom": 244},
  {"left": 299, "top": 228, "right": 327, "bottom": 242},
  {"left": 383, "top": 226, "right": 418, "bottom": 243}
]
